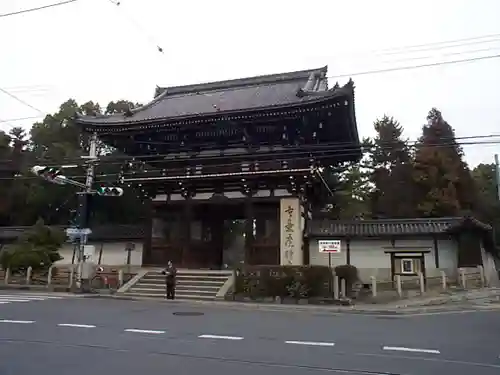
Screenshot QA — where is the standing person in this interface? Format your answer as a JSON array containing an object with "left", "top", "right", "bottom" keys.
[{"left": 162, "top": 260, "right": 177, "bottom": 300}]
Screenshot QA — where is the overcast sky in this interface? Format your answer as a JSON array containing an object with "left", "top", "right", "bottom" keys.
[{"left": 1, "top": 0, "right": 499, "bottom": 166}]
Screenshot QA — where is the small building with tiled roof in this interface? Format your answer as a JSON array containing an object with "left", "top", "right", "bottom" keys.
[
  {"left": 0, "top": 225, "right": 145, "bottom": 266},
  {"left": 308, "top": 216, "right": 499, "bottom": 284}
]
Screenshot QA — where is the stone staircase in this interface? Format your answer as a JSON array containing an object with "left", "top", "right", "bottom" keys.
[{"left": 122, "top": 269, "right": 232, "bottom": 300}]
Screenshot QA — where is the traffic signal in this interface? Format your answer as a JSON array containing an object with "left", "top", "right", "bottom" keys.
[
  {"left": 31, "top": 166, "right": 65, "bottom": 184},
  {"left": 96, "top": 186, "right": 124, "bottom": 196}
]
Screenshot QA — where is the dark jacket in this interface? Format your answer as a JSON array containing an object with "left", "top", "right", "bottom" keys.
[{"left": 162, "top": 266, "right": 177, "bottom": 284}]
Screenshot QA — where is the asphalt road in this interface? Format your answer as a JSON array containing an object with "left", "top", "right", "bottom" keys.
[{"left": 0, "top": 293, "right": 499, "bottom": 375}]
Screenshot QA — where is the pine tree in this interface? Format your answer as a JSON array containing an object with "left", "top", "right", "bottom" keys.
[
  {"left": 413, "top": 108, "right": 476, "bottom": 217},
  {"left": 365, "top": 116, "right": 416, "bottom": 218}
]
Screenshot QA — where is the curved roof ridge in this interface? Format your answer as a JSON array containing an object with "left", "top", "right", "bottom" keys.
[{"left": 156, "top": 66, "right": 328, "bottom": 97}]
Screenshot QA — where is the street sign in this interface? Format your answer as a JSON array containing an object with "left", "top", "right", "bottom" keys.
[
  {"left": 318, "top": 240, "right": 341, "bottom": 253},
  {"left": 83, "top": 245, "right": 95, "bottom": 258},
  {"left": 65, "top": 228, "right": 92, "bottom": 236}
]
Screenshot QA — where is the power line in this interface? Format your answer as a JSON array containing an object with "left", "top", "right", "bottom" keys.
[
  {"left": 1, "top": 136, "right": 500, "bottom": 182},
  {"left": 373, "top": 33, "right": 500, "bottom": 55},
  {"left": 2, "top": 133, "right": 500, "bottom": 167},
  {"left": 0, "top": 0, "right": 78, "bottom": 18},
  {"left": 0, "top": 116, "right": 43, "bottom": 123},
  {"left": 104, "top": 0, "right": 164, "bottom": 53},
  {"left": 0, "top": 87, "right": 45, "bottom": 115},
  {"left": 330, "top": 53, "right": 500, "bottom": 80}
]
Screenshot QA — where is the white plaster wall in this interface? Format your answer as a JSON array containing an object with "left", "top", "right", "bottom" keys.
[
  {"left": 309, "top": 237, "right": 459, "bottom": 283},
  {"left": 55, "top": 241, "right": 144, "bottom": 266}
]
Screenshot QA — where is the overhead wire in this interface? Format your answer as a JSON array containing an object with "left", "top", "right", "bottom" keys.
[
  {"left": 1, "top": 132, "right": 500, "bottom": 166},
  {"left": 0, "top": 87, "right": 45, "bottom": 115},
  {"left": 0, "top": 116, "right": 44, "bottom": 123},
  {"left": 1, "top": 136, "right": 500, "bottom": 182},
  {"left": 0, "top": 0, "right": 78, "bottom": 18},
  {"left": 2, "top": 27, "right": 499, "bottom": 118}
]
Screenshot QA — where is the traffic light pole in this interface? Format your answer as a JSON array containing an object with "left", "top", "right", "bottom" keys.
[{"left": 76, "top": 133, "right": 97, "bottom": 290}]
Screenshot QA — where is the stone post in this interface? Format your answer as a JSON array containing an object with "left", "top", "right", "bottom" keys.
[
  {"left": 370, "top": 276, "right": 377, "bottom": 297},
  {"left": 477, "top": 265, "right": 485, "bottom": 287},
  {"left": 118, "top": 269, "right": 124, "bottom": 287},
  {"left": 333, "top": 275, "right": 340, "bottom": 299},
  {"left": 340, "top": 278, "right": 346, "bottom": 297},
  {"left": 69, "top": 267, "right": 75, "bottom": 289},
  {"left": 460, "top": 268, "right": 466, "bottom": 289},
  {"left": 395, "top": 275, "right": 402, "bottom": 297},
  {"left": 26, "top": 266, "right": 33, "bottom": 285},
  {"left": 5, "top": 268, "right": 10, "bottom": 285},
  {"left": 440, "top": 270, "right": 447, "bottom": 291},
  {"left": 418, "top": 272, "right": 425, "bottom": 294},
  {"left": 47, "top": 266, "right": 53, "bottom": 287}
]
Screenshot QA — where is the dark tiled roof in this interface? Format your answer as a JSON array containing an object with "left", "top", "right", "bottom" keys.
[
  {"left": 309, "top": 217, "right": 492, "bottom": 237},
  {"left": 0, "top": 225, "right": 145, "bottom": 242},
  {"left": 74, "top": 66, "right": 353, "bottom": 125}
]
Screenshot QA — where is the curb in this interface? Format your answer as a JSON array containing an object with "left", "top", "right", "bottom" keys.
[{"left": 80, "top": 294, "right": 494, "bottom": 315}]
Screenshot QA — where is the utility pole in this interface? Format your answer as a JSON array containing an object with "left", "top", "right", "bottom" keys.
[
  {"left": 76, "top": 133, "right": 97, "bottom": 289},
  {"left": 495, "top": 154, "right": 500, "bottom": 202}
]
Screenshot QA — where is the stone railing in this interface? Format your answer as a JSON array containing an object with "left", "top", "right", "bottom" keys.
[{"left": 0, "top": 265, "right": 137, "bottom": 292}]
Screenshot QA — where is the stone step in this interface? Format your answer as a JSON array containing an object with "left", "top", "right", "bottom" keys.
[
  {"left": 123, "top": 269, "right": 230, "bottom": 302},
  {"left": 133, "top": 284, "right": 220, "bottom": 293},
  {"left": 123, "top": 293, "right": 216, "bottom": 300},
  {"left": 147, "top": 270, "right": 231, "bottom": 275},
  {"left": 138, "top": 279, "right": 226, "bottom": 287},
  {"left": 143, "top": 274, "right": 229, "bottom": 281}
]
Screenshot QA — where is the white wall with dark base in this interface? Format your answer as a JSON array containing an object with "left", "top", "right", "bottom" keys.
[{"left": 309, "top": 236, "right": 459, "bottom": 283}]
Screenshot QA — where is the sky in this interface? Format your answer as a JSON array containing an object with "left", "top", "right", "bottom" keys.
[{"left": 1, "top": 0, "right": 500, "bottom": 167}]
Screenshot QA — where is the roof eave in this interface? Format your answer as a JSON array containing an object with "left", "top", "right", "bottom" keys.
[{"left": 74, "top": 87, "right": 353, "bottom": 128}]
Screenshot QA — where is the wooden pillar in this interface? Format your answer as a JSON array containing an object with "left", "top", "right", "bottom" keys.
[
  {"left": 142, "top": 200, "right": 153, "bottom": 265},
  {"left": 346, "top": 238, "right": 351, "bottom": 265},
  {"left": 210, "top": 205, "right": 224, "bottom": 268},
  {"left": 182, "top": 197, "right": 192, "bottom": 267},
  {"left": 302, "top": 201, "right": 310, "bottom": 265},
  {"left": 433, "top": 236, "right": 440, "bottom": 268},
  {"left": 244, "top": 195, "right": 254, "bottom": 265}
]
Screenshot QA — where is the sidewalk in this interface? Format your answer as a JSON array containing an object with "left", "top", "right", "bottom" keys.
[{"left": 83, "top": 288, "right": 500, "bottom": 314}]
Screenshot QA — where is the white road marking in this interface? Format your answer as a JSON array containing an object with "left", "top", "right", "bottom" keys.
[
  {"left": 198, "top": 334, "right": 244, "bottom": 340},
  {"left": 124, "top": 329, "right": 165, "bottom": 334},
  {"left": 58, "top": 324, "right": 96, "bottom": 328},
  {"left": 0, "top": 302, "right": 10, "bottom": 304},
  {"left": 285, "top": 340, "right": 336, "bottom": 347},
  {"left": 0, "top": 299, "right": 31, "bottom": 302},
  {"left": 383, "top": 346, "right": 440, "bottom": 354},
  {"left": 0, "top": 319, "right": 35, "bottom": 324},
  {"left": 0, "top": 296, "right": 46, "bottom": 301},
  {"left": 0, "top": 294, "right": 63, "bottom": 299}
]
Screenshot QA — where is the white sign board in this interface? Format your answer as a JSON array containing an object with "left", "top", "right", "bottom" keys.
[
  {"left": 83, "top": 245, "right": 95, "bottom": 258},
  {"left": 318, "top": 240, "right": 341, "bottom": 253},
  {"left": 65, "top": 227, "right": 92, "bottom": 236}
]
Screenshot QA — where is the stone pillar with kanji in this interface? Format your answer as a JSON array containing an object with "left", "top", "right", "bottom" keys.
[{"left": 279, "top": 197, "right": 304, "bottom": 265}]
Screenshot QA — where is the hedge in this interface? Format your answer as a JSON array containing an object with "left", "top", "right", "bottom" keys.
[{"left": 233, "top": 265, "right": 332, "bottom": 300}]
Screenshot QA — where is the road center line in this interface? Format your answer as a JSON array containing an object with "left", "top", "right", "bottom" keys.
[
  {"left": 0, "top": 320, "right": 35, "bottom": 324},
  {"left": 58, "top": 324, "right": 96, "bottom": 328},
  {"left": 383, "top": 346, "right": 440, "bottom": 354},
  {"left": 124, "top": 329, "right": 165, "bottom": 334},
  {"left": 285, "top": 340, "right": 335, "bottom": 347},
  {"left": 198, "top": 334, "right": 244, "bottom": 340}
]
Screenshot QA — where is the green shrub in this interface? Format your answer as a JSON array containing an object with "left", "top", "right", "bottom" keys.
[
  {"left": 0, "top": 219, "right": 63, "bottom": 274},
  {"left": 233, "top": 265, "right": 332, "bottom": 300}
]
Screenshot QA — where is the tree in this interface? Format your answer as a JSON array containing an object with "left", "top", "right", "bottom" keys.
[
  {"left": 365, "top": 116, "right": 416, "bottom": 218},
  {"left": 0, "top": 219, "right": 63, "bottom": 273},
  {"left": 335, "top": 163, "right": 371, "bottom": 219},
  {"left": 413, "top": 108, "right": 476, "bottom": 217},
  {"left": 472, "top": 163, "right": 500, "bottom": 243}
]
